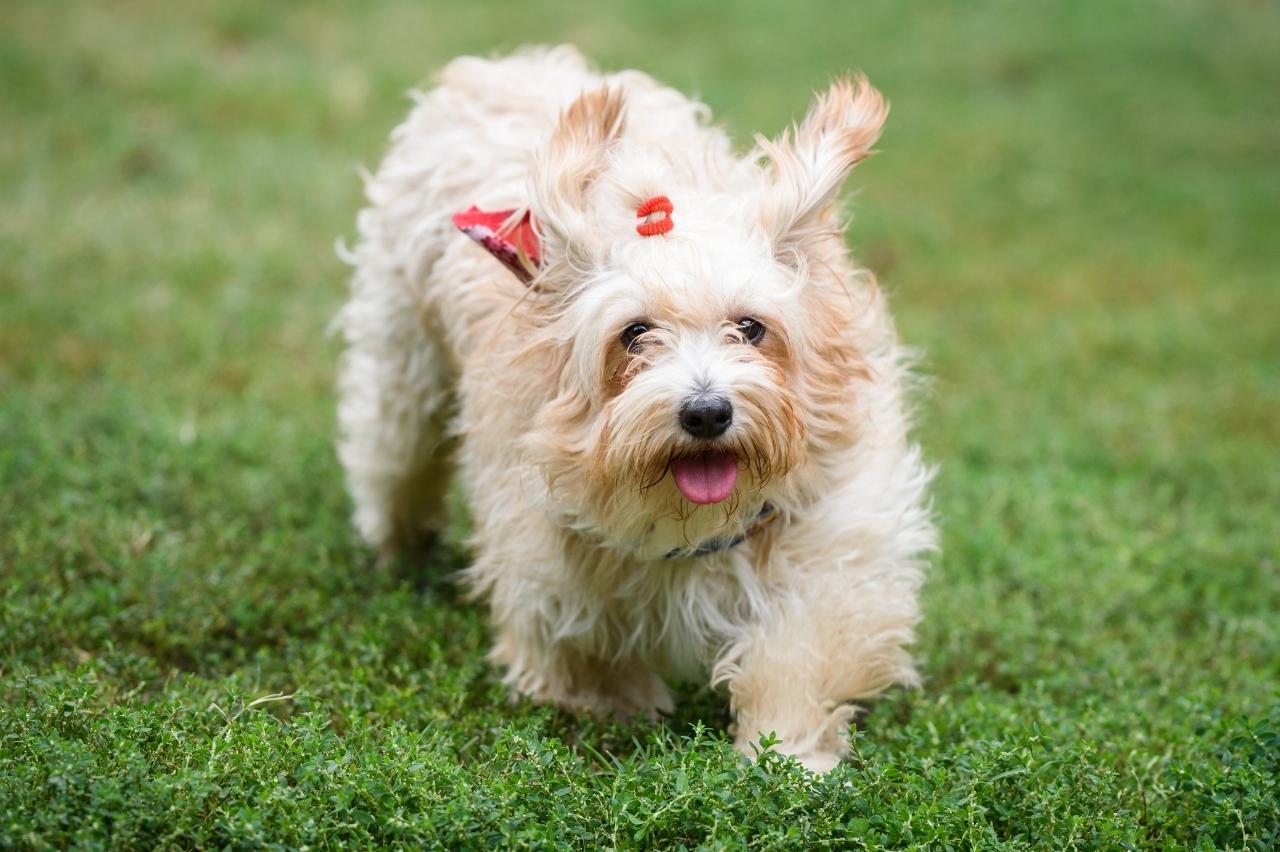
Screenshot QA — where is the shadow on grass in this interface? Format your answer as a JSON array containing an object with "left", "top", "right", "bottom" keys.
[{"left": 385, "top": 532, "right": 471, "bottom": 602}]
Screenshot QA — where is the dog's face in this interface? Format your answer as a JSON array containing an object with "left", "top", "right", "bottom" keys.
[
  {"left": 519, "top": 79, "right": 887, "bottom": 554},
  {"left": 566, "top": 233, "right": 806, "bottom": 507}
]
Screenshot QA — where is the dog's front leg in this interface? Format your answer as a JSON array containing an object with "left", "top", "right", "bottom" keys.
[
  {"left": 718, "top": 579, "right": 920, "bottom": 773},
  {"left": 488, "top": 623, "right": 673, "bottom": 722},
  {"left": 467, "top": 534, "right": 673, "bottom": 721}
]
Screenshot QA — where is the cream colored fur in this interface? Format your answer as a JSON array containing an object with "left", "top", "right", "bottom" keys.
[{"left": 335, "top": 45, "right": 935, "bottom": 773}]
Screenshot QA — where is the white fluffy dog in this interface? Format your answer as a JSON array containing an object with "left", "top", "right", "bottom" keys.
[{"left": 335, "top": 46, "right": 935, "bottom": 773}]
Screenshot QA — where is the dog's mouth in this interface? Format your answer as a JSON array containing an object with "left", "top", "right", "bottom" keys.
[{"left": 670, "top": 451, "right": 739, "bottom": 505}]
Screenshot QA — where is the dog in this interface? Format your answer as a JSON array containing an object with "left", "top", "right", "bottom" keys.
[{"left": 335, "top": 46, "right": 935, "bottom": 773}]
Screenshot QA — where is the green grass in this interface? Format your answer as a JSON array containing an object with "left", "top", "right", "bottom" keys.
[{"left": 2, "top": 0, "right": 1278, "bottom": 847}]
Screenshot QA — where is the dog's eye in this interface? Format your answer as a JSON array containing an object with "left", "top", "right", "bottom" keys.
[
  {"left": 735, "top": 317, "right": 766, "bottom": 345},
  {"left": 620, "top": 322, "right": 650, "bottom": 351}
]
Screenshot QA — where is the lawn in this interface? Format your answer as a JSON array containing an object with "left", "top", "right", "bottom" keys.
[{"left": 2, "top": 0, "right": 1278, "bottom": 847}]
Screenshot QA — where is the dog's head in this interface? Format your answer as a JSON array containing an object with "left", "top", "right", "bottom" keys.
[{"left": 468, "top": 78, "right": 888, "bottom": 556}]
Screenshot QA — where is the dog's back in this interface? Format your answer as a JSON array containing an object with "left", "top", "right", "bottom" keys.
[
  {"left": 330, "top": 50, "right": 599, "bottom": 553},
  {"left": 335, "top": 46, "right": 718, "bottom": 551}
]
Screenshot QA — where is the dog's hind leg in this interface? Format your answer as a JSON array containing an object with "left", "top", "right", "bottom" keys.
[{"left": 335, "top": 243, "right": 456, "bottom": 560}]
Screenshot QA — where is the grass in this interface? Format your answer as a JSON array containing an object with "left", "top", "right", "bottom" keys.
[{"left": 2, "top": 0, "right": 1278, "bottom": 847}]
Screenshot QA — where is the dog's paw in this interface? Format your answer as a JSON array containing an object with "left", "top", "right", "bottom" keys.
[
  {"left": 734, "top": 735, "right": 846, "bottom": 775},
  {"left": 510, "top": 660, "right": 674, "bottom": 724},
  {"left": 552, "top": 675, "right": 674, "bottom": 723},
  {"left": 785, "top": 748, "right": 843, "bottom": 775}
]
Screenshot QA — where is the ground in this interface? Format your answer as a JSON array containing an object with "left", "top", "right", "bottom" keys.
[{"left": 1, "top": 0, "right": 1278, "bottom": 848}]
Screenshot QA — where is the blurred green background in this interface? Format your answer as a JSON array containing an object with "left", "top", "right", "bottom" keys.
[{"left": 2, "top": 0, "right": 1277, "bottom": 847}]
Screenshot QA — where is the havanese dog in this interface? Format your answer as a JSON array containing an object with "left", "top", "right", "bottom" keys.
[{"left": 335, "top": 45, "right": 935, "bottom": 773}]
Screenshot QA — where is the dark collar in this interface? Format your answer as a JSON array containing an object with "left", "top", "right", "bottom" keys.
[{"left": 663, "top": 504, "right": 779, "bottom": 560}]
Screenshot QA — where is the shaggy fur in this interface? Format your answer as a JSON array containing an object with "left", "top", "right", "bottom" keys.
[{"left": 335, "top": 46, "right": 935, "bottom": 773}]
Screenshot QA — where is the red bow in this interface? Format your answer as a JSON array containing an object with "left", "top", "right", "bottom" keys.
[{"left": 451, "top": 206, "right": 541, "bottom": 284}]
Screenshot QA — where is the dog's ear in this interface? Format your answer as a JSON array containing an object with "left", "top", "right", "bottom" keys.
[
  {"left": 530, "top": 85, "right": 627, "bottom": 265},
  {"left": 754, "top": 76, "right": 887, "bottom": 261}
]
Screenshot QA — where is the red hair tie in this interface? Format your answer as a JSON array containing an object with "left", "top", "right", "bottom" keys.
[{"left": 636, "top": 195, "right": 674, "bottom": 236}]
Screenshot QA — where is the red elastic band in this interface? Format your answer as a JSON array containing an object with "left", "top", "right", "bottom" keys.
[{"left": 636, "top": 195, "right": 674, "bottom": 236}]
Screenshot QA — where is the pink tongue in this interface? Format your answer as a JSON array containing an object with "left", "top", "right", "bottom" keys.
[{"left": 671, "top": 452, "right": 739, "bottom": 505}]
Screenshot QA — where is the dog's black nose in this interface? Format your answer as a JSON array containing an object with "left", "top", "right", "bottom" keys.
[{"left": 679, "top": 395, "right": 733, "bottom": 439}]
